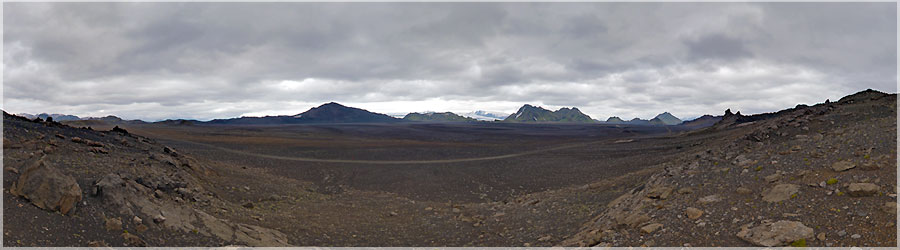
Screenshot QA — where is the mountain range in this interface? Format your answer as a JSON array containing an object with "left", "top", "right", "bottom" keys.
[
  {"left": 503, "top": 105, "right": 594, "bottom": 123},
  {"left": 207, "top": 102, "right": 402, "bottom": 124},
  {"left": 21, "top": 102, "right": 714, "bottom": 127},
  {"left": 17, "top": 113, "right": 92, "bottom": 122},
  {"left": 603, "top": 112, "right": 683, "bottom": 125}
]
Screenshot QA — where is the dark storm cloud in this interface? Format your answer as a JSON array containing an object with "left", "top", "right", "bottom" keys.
[
  {"left": 3, "top": 2, "right": 896, "bottom": 121},
  {"left": 684, "top": 34, "right": 752, "bottom": 61}
]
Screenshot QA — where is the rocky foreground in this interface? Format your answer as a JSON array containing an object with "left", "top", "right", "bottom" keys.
[
  {"left": 3, "top": 113, "right": 290, "bottom": 246},
  {"left": 3, "top": 89, "right": 897, "bottom": 247},
  {"left": 562, "top": 89, "right": 897, "bottom": 247}
]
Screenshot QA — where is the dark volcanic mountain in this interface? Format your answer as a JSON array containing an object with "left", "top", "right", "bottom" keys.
[
  {"left": 626, "top": 118, "right": 650, "bottom": 125},
  {"left": 679, "top": 114, "right": 722, "bottom": 128},
  {"left": 503, "top": 105, "right": 594, "bottom": 123},
  {"left": 403, "top": 112, "right": 477, "bottom": 122},
  {"left": 605, "top": 117, "right": 626, "bottom": 124},
  {"left": 297, "top": 102, "right": 401, "bottom": 123},
  {"left": 62, "top": 115, "right": 147, "bottom": 127},
  {"left": 605, "top": 113, "right": 680, "bottom": 126},
  {"left": 649, "top": 112, "right": 682, "bottom": 125},
  {"left": 208, "top": 102, "right": 402, "bottom": 125}
]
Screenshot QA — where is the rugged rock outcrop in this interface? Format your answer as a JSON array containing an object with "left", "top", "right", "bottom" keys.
[{"left": 93, "top": 172, "right": 291, "bottom": 246}]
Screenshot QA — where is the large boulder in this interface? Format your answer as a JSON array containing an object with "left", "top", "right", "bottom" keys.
[
  {"left": 10, "top": 159, "right": 82, "bottom": 215},
  {"left": 737, "top": 220, "right": 814, "bottom": 247},
  {"left": 685, "top": 207, "right": 703, "bottom": 220},
  {"left": 847, "top": 183, "right": 880, "bottom": 197},
  {"left": 761, "top": 184, "right": 799, "bottom": 203},
  {"left": 831, "top": 160, "right": 856, "bottom": 172}
]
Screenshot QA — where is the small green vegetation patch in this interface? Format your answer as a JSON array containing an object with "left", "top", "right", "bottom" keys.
[
  {"left": 790, "top": 239, "right": 807, "bottom": 247},
  {"left": 826, "top": 178, "right": 838, "bottom": 185}
]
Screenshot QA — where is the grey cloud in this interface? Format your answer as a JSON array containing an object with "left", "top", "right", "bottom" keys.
[
  {"left": 3, "top": 2, "right": 895, "bottom": 121},
  {"left": 684, "top": 34, "right": 752, "bottom": 61}
]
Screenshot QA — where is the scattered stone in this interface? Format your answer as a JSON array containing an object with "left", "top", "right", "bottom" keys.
[
  {"left": 87, "top": 141, "right": 104, "bottom": 147},
  {"left": 837, "top": 230, "right": 847, "bottom": 237},
  {"left": 4, "top": 166, "right": 19, "bottom": 174},
  {"left": 816, "top": 232, "right": 826, "bottom": 241},
  {"left": 761, "top": 184, "right": 799, "bottom": 203},
  {"left": 243, "top": 202, "right": 255, "bottom": 209},
  {"left": 121, "top": 232, "right": 147, "bottom": 247},
  {"left": 733, "top": 154, "right": 754, "bottom": 167},
  {"left": 831, "top": 160, "right": 856, "bottom": 172},
  {"left": 850, "top": 234, "right": 861, "bottom": 239},
  {"left": 424, "top": 207, "right": 434, "bottom": 211},
  {"left": 646, "top": 186, "right": 674, "bottom": 200},
  {"left": 90, "top": 147, "right": 109, "bottom": 154},
  {"left": 882, "top": 202, "right": 897, "bottom": 214},
  {"left": 136, "top": 224, "right": 149, "bottom": 233},
  {"left": 105, "top": 217, "right": 123, "bottom": 231},
  {"left": 452, "top": 208, "right": 461, "bottom": 213},
  {"left": 764, "top": 173, "right": 781, "bottom": 183},
  {"left": 538, "top": 235, "right": 553, "bottom": 242},
  {"left": 153, "top": 214, "right": 166, "bottom": 224},
  {"left": 641, "top": 223, "right": 663, "bottom": 234},
  {"left": 9, "top": 159, "right": 82, "bottom": 215},
  {"left": 388, "top": 211, "right": 398, "bottom": 216},
  {"left": 677, "top": 187, "right": 693, "bottom": 194},
  {"left": 736, "top": 220, "right": 814, "bottom": 247},
  {"left": 71, "top": 137, "right": 85, "bottom": 144},
  {"left": 163, "top": 146, "right": 178, "bottom": 156},
  {"left": 87, "top": 241, "right": 109, "bottom": 247},
  {"left": 685, "top": 207, "right": 703, "bottom": 220},
  {"left": 698, "top": 194, "right": 722, "bottom": 204},
  {"left": 736, "top": 187, "right": 752, "bottom": 195},
  {"left": 847, "top": 183, "right": 879, "bottom": 197}
]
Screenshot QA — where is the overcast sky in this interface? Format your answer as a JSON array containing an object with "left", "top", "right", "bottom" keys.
[{"left": 3, "top": 2, "right": 896, "bottom": 121}]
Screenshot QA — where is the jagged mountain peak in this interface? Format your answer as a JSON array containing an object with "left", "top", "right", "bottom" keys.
[{"left": 504, "top": 104, "right": 593, "bottom": 123}]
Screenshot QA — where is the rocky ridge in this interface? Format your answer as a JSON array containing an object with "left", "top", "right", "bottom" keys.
[
  {"left": 3, "top": 113, "right": 291, "bottom": 246},
  {"left": 561, "top": 89, "right": 897, "bottom": 247}
]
